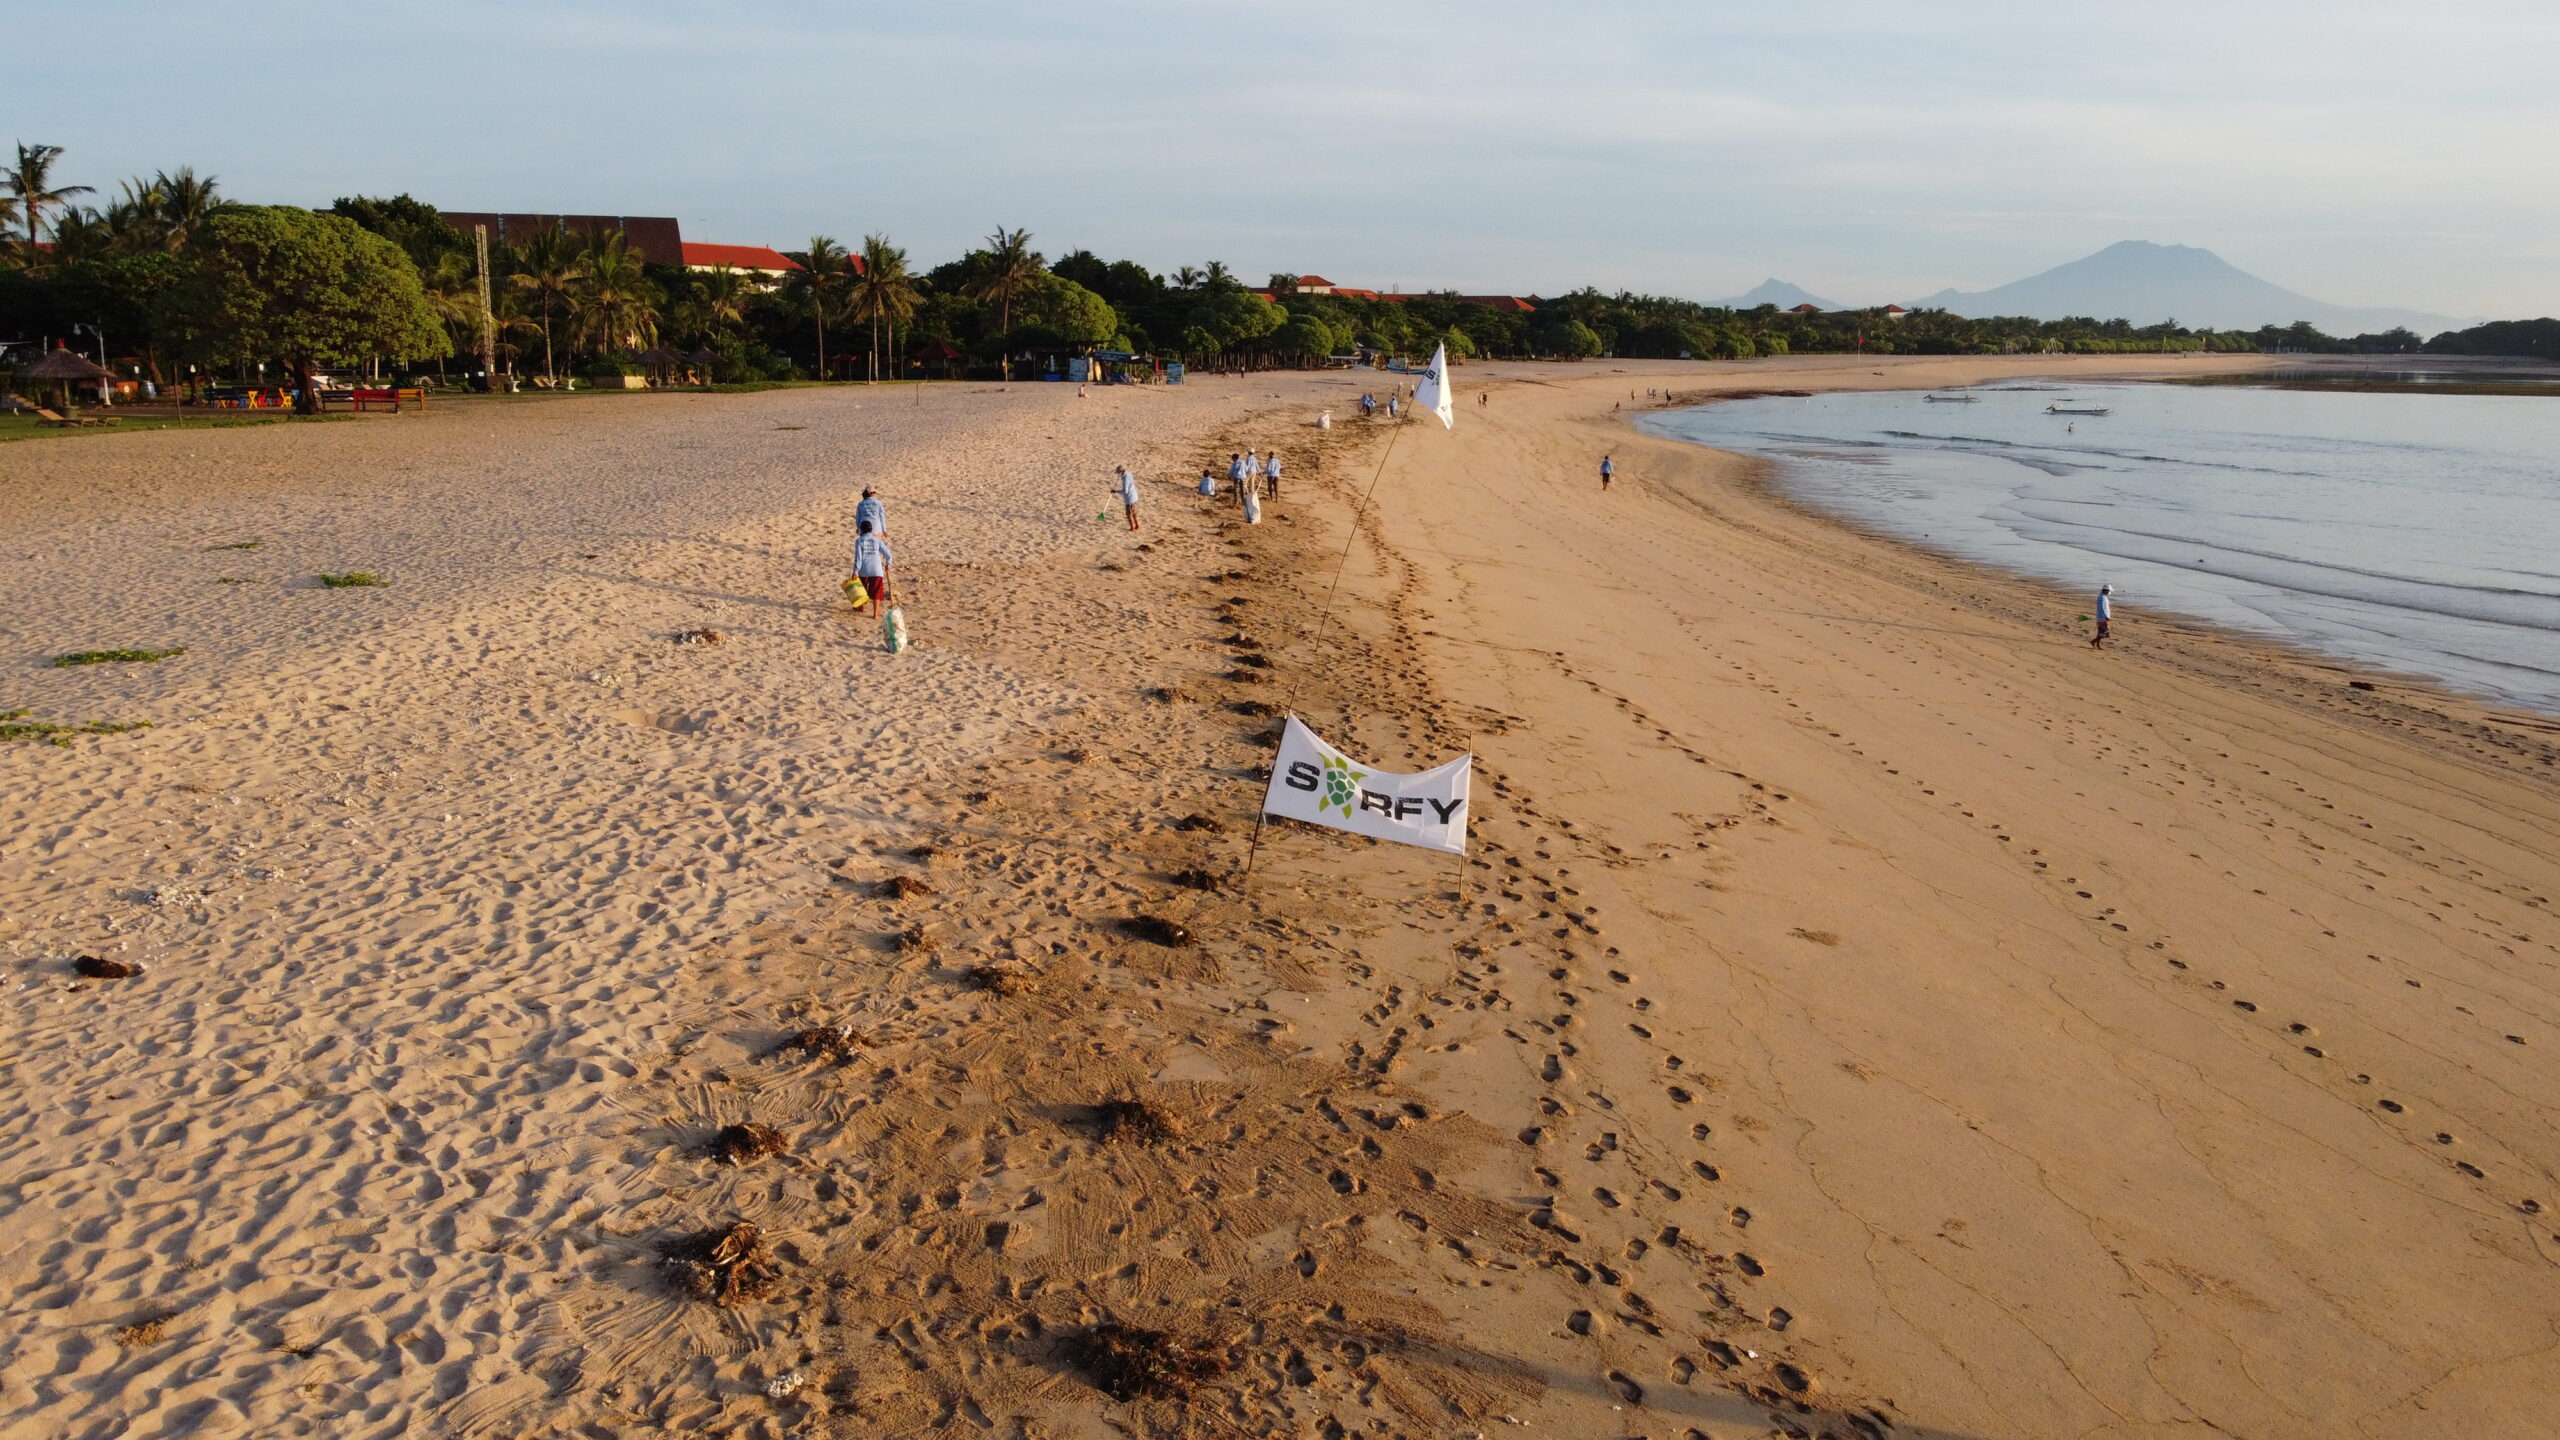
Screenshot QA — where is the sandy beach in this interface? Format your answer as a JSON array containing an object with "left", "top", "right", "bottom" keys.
[{"left": 3, "top": 355, "right": 2554, "bottom": 1440}]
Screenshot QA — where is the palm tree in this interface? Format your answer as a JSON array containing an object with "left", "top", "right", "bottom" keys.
[
  {"left": 422, "top": 253, "right": 482, "bottom": 379},
  {"left": 574, "top": 230, "right": 662, "bottom": 357},
  {"left": 682, "top": 265, "right": 752, "bottom": 340},
  {"left": 851, "top": 234, "right": 921, "bottom": 383},
  {"left": 507, "top": 223, "right": 585, "bottom": 382},
  {"left": 101, "top": 176, "right": 171, "bottom": 254},
  {"left": 965, "top": 226, "right": 1041, "bottom": 381},
  {"left": 5, "top": 142, "right": 91, "bottom": 244},
  {"left": 782, "top": 235, "right": 855, "bottom": 380},
  {"left": 151, "top": 167, "right": 223, "bottom": 249},
  {"left": 1171, "top": 265, "right": 1203, "bottom": 292}
]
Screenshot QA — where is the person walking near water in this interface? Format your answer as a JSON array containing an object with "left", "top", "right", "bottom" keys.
[
  {"left": 1600, "top": 455, "right": 1614, "bottom": 491},
  {"left": 855, "top": 487, "right": 886, "bottom": 536},
  {"left": 1113, "top": 465, "right": 1142, "bottom": 531},
  {"left": 2091, "top": 584, "right": 2113, "bottom": 648},
  {"left": 852, "top": 519, "right": 894, "bottom": 610}
]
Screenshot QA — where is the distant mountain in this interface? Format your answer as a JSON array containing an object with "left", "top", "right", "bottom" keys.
[
  {"left": 1714, "top": 278, "right": 1841, "bottom": 312},
  {"left": 1911, "top": 241, "right": 2466, "bottom": 336}
]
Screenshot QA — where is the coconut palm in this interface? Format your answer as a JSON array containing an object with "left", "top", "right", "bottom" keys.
[
  {"left": 851, "top": 233, "right": 921, "bottom": 383},
  {"left": 422, "top": 253, "right": 483, "bottom": 379},
  {"left": 573, "top": 230, "right": 661, "bottom": 356},
  {"left": 5, "top": 142, "right": 91, "bottom": 244},
  {"left": 151, "top": 167, "right": 223, "bottom": 249},
  {"left": 99, "top": 176, "right": 171, "bottom": 253},
  {"left": 964, "top": 226, "right": 1040, "bottom": 381},
  {"left": 507, "top": 223, "right": 584, "bottom": 381},
  {"left": 782, "top": 235, "right": 855, "bottom": 380},
  {"left": 669, "top": 265, "right": 751, "bottom": 349}
]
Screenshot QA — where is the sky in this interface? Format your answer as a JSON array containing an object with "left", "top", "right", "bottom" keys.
[{"left": 8, "top": 1, "right": 2555, "bottom": 318}]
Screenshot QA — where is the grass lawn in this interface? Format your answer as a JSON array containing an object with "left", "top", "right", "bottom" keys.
[{"left": 0, "top": 411, "right": 351, "bottom": 443}]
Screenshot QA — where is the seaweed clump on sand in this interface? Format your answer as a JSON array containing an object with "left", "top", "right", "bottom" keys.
[
  {"left": 662, "top": 1221, "right": 780, "bottom": 1306},
  {"left": 1124, "top": 916, "right": 1196, "bottom": 948},
  {"left": 708, "top": 1122, "right": 788, "bottom": 1167},
  {"left": 1092, "top": 1098, "right": 1180, "bottom": 1146},
  {"left": 778, "top": 1024, "right": 861, "bottom": 1064},
  {"left": 893, "top": 922, "right": 937, "bottom": 954},
  {"left": 963, "top": 965, "right": 1033, "bottom": 997},
  {"left": 75, "top": 955, "right": 141, "bottom": 979},
  {"left": 879, "top": 874, "right": 934, "bottom": 900},
  {"left": 1171, "top": 814, "right": 1222, "bottom": 833},
  {"left": 1168, "top": 869, "right": 1221, "bottom": 893},
  {"left": 1061, "top": 1322, "right": 1225, "bottom": 1400}
]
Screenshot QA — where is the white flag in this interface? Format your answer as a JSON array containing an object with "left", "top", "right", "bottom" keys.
[
  {"left": 1413, "top": 342, "right": 1455, "bottom": 429},
  {"left": 1261, "top": 716, "right": 1471, "bottom": 854}
]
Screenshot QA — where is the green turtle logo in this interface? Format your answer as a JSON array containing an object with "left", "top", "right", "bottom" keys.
[{"left": 1319, "top": 754, "right": 1367, "bottom": 815}]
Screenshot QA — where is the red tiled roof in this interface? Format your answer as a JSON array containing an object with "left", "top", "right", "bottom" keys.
[
  {"left": 1297, "top": 275, "right": 1333, "bottom": 286},
  {"left": 1787, "top": 303, "right": 1824, "bottom": 314},
  {"left": 682, "top": 242, "right": 803, "bottom": 272},
  {"left": 1377, "top": 293, "right": 1537, "bottom": 313}
]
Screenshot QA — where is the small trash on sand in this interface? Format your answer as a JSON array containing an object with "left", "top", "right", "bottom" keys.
[
  {"left": 879, "top": 874, "right": 935, "bottom": 900},
  {"left": 1092, "top": 1098, "right": 1181, "bottom": 1146},
  {"left": 708, "top": 1122, "right": 788, "bottom": 1167},
  {"left": 75, "top": 955, "right": 140, "bottom": 979},
  {"left": 661, "top": 1221, "right": 780, "bottom": 1307},
  {"left": 113, "top": 1313, "right": 175, "bottom": 1346},
  {"left": 764, "top": 1370, "right": 806, "bottom": 1400},
  {"left": 1124, "top": 916, "right": 1196, "bottom": 948},
  {"left": 671, "top": 629, "right": 724, "bottom": 645},
  {"left": 964, "top": 964, "right": 1034, "bottom": 997},
  {"left": 1061, "top": 1322, "right": 1225, "bottom": 1400},
  {"left": 1168, "top": 869, "right": 1222, "bottom": 892},
  {"left": 779, "top": 1024, "right": 861, "bottom": 1063},
  {"left": 1172, "top": 814, "right": 1222, "bottom": 833},
  {"left": 894, "top": 923, "right": 937, "bottom": 953}
]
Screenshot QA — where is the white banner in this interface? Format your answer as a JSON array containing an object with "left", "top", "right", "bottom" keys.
[
  {"left": 1261, "top": 715, "right": 1471, "bottom": 854},
  {"left": 1412, "top": 342, "right": 1455, "bottom": 429}
]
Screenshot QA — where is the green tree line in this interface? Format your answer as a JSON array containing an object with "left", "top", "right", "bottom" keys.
[{"left": 8, "top": 140, "right": 2549, "bottom": 402}]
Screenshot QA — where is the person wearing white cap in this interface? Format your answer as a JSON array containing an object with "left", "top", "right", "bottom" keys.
[{"left": 1112, "top": 465, "right": 1142, "bottom": 532}]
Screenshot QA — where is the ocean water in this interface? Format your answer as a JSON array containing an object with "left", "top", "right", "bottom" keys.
[{"left": 1638, "top": 382, "right": 2560, "bottom": 712}]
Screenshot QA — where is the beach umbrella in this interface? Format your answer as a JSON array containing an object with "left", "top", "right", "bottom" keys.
[
  {"left": 687, "top": 343, "right": 721, "bottom": 385},
  {"left": 18, "top": 346, "right": 114, "bottom": 410},
  {"left": 635, "top": 343, "right": 686, "bottom": 387}
]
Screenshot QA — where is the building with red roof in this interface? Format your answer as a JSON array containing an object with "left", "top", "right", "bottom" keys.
[{"left": 682, "top": 242, "right": 808, "bottom": 281}]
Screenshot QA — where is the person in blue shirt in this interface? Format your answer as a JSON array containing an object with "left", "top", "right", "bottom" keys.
[
  {"left": 2092, "top": 584, "right": 2113, "bottom": 648},
  {"left": 855, "top": 487, "right": 885, "bottom": 536},
  {"left": 1600, "top": 455, "right": 1614, "bottom": 491},
  {"left": 853, "top": 520, "right": 894, "bottom": 610}
]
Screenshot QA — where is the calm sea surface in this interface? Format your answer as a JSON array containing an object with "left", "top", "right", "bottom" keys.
[{"left": 1639, "top": 382, "right": 2560, "bottom": 713}]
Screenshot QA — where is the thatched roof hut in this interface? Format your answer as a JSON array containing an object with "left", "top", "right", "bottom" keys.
[{"left": 17, "top": 347, "right": 113, "bottom": 382}]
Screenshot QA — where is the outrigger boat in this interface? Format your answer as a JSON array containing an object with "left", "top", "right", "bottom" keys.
[
  {"left": 2045, "top": 402, "right": 2111, "bottom": 415},
  {"left": 1924, "top": 393, "right": 1978, "bottom": 403}
]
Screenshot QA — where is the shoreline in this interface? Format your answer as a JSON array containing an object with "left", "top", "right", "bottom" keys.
[{"left": 1664, "top": 408, "right": 2560, "bottom": 751}]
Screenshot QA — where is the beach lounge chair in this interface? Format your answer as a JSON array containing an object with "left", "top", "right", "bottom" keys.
[{"left": 35, "top": 407, "right": 112, "bottom": 428}]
